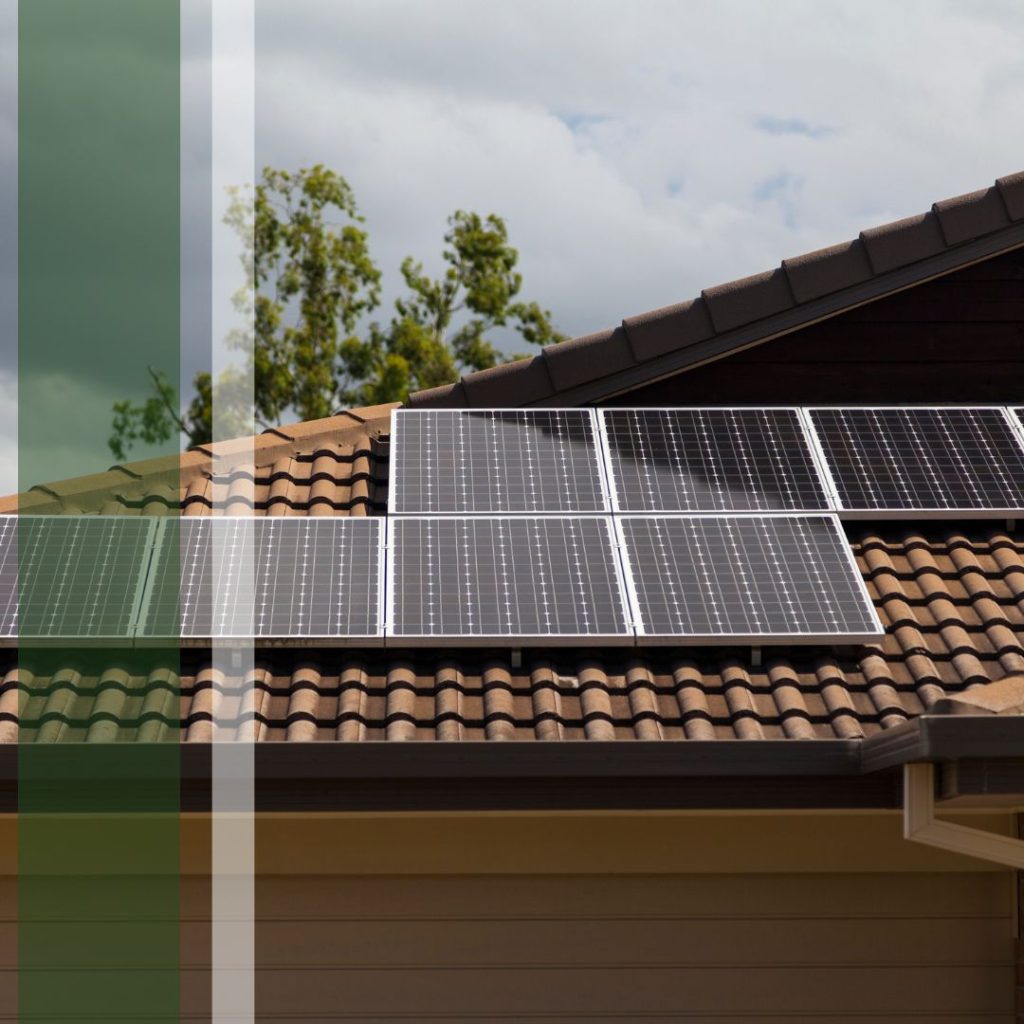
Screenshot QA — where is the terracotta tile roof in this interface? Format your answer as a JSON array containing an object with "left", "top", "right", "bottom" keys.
[
  {"left": 2, "top": 404, "right": 395, "bottom": 517},
  {"left": 4, "top": 525, "right": 1023, "bottom": 743},
  {"left": 408, "top": 171, "right": 1024, "bottom": 409},
  {"left": 4, "top": 172, "right": 1024, "bottom": 753}
]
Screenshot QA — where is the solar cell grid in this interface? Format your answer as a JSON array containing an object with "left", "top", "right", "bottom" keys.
[
  {"left": 807, "top": 407, "right": 1024, "bottom": 514},
  {"left": 390, "top": 409, "right": 608, "bottom": 513},
  {"left": 600, "top": 408, "right": 831, "bottom": 512},
  {"left": 138, "top": 518, "right": 383, "bottom": 640},
  {"left": 388, "top": 516, "right": 632, "bottom": 643},
  {"left": 618, "top": 514, "right": 881, "bottom": 643},
  {"left": 0, "top": 515, "right": 155, "bottom": 639}
]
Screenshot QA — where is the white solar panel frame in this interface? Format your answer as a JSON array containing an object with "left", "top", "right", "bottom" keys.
[
  {"left": 0, "top": 517, "right": 17, "bottom": 642},
  {"left": 615, "top": 512, "right": 883, "bottom": 646},
  {"left": 384, "top": 514, "right": 635, "bottom": 647},
  {"left": 389, "top": 407, "right": 613, "bottom": 515},
  {"left": 1007, "top": 407, "right": 1024, "bottom": 452},
  {"left": 135, "top": 516, "right": 386, "bottom": 645},
  {"left": 803, "top": 405, "right": 1024, "bottom": 519},
  {"left": 0, "top": 514, "right": 159, "bottom": 643},
  {"left": 597, "top": 406, "right": 836, "bottom": 514}
]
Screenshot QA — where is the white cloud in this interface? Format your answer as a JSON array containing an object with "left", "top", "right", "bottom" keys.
[{"left": 249, "top": 0, "right": 1024, "bottom": 350}]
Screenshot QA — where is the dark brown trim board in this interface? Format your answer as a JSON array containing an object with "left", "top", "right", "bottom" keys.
[
  {"left": 408, "top": 172, "right": 1024, "bottom": 410},
  {"left": 5, "top": 717, "right": 1024, "bottom": 812}
]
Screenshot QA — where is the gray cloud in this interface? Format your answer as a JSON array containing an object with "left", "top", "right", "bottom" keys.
[
  {"left": 2, "top": 0, "right": 1024, "bottom": 494},
  {"left": 252, "top": 0, "right": 1024, "bottom": 346}
]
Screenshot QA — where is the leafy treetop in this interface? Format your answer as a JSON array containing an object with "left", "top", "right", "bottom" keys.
[{"left": 109, "top": 165, "right": 564, "bottom": 460}]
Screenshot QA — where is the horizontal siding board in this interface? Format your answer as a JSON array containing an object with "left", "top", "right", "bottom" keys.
[
  {"left": 245, "top": 871, "right": 1013, "bottom": 1019},
  {"left": 0, "top": 1009, "right": 1005, "bottom": 1024},
  {"left": 246, "top": 917, "right": 1012, "bottom": 968},
  {"left": 734, "top": 324, "right": 1024, "bottom": 363},
  {"left": 246, "top": 965, "right": 1014, "bottom": 1015},
  {"left": 0, "top": 870, "right": 1013, "bottom": 1019},
  {"left": 254, "top": 872, "right": 1012, "bottom": 921},
  {"left": 219, "top": 1017, "right": 1017, "bottom": 1024},
  {"left": 618, "top": 362, "right": 1024, "bottom": 405}
]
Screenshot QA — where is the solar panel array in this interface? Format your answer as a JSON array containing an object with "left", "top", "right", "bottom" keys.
[
  {"left": 10, "top": 405, "right": 1024, "bottom": 649},
  {"left": 618, "top": 515, "right": 880, "bottom": 642},
  {"left": 601, "top": 408, "right": 830, "bottom": 512},
  {"left": 389, "top": 517, "right": 630, "bottom": 643},
  {"left": 807, "top": 407, "right": 1024, "bottom": 515}
]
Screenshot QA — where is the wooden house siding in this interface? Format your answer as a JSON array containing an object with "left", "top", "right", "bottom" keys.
[{"left": 604, "top": 246, "right": 1024, "bottom": 406}]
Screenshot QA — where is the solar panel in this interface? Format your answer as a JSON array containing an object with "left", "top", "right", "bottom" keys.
[
  {"left": 617, "top": 514, "right": 882, "bottom": 644},
  {"left": 600, "top": 408, "right": 831, "bottom": 512},
  {"left": 390, "top": 409, "right": 609, "bottom": 513},
  {"left": 137, "top": 518, "right": 384, "bottom": 641},
  {"left": 387, "top": 516, "right": 632, "bottom": 644},
  {"left": 0, "top": 515, "right": 156, "bottom": 639},
  {"left": 807, "top": 407, "right": 1024, "bottom": 515}
]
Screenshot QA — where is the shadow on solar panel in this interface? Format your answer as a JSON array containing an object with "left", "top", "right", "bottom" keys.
[
  {"left": 390, "top": 409, "right": 609, "bottom": 513},
  {"left": 600, "top": 409, "right": 832, "bottom": 513}
]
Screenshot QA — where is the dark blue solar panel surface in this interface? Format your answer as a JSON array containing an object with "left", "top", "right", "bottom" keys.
[
  {"left": 391, "top": 410, "right": 608, "bottom": 513},
  {"left": 618, "top": 514, "right": 881, "bottom": 643},
  {"left": 601, "top": 408, "right": 831, "bottom": 512},
  {"left": 389, "top": 516, "right": 631, "bottom": 641},
  {"left": 809, "top": 407, "right": 1024, "bottom": 513}
]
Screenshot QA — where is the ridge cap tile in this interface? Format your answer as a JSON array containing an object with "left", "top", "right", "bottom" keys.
[
  {"left": 462, "top": 354, "right": 555, "bottom": 407},
  {"left": 541, "top": 324, "right": 636, "bottom": 392},
  {"left": 701, "top": 266, "right": 795, "bottom": 333},
  {"left": 781, "top": 238, "right": 874, "bottom": 304},
  {"left": 932, "top": 186, "right": 1011, "bottom": 246},
  {"left": 622, "top": 297, "right": 715, "bottom": 362},
  {"left": 859, "top": 210, "right": 947, "bottom": 274},
  {"left": 995, "top": 170, "right": 1024, "bottom": 220},
  {"left": 406, "top": 381, "right": 468, "bottom": 408}
]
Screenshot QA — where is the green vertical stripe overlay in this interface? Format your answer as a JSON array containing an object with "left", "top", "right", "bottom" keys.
[{"left": 19, "top": 2, "right": 182, "bottom": 1022}]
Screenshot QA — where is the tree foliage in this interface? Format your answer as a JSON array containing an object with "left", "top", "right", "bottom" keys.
[{"left": 109, "top": 166, "right": 564, "bottom": 459}]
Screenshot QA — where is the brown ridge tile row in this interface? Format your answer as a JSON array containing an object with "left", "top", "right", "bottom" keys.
[
  {"left": 407, "top": 171, "right": 1024, "bottom": 408},
  {"left": 4, "top": 528, "right": 1023, "bottom": 743},
  {"left": 2, "top": 405, "right": 396, "bottom": 518}
]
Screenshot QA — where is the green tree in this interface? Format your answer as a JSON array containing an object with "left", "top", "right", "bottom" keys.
[
  {"left": 108, "top": 367, "right": 210, "bottom": 462},
  {"left": 354, "top": 211, "right": 565, "bottom": 405},
  {"left": 108, "top": 167, "right": 564, "bottom": 460}
]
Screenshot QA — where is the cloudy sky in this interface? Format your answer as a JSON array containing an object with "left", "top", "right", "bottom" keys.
[
  {"left": 253, "top": 0, "right": 1024, "bottom": 332},
  {"left": 3, "top": 0, "right": 1024, "bottom": 494}
]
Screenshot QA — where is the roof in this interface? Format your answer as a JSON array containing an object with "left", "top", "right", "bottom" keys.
[
  {"left": 5, "top": 525, "right": 1023, "bottom": 744},
  {"left": 4, "top": 171, "right": 1024, "bottom": 775},
  {"left": 408, "top": 171, "right": 1024, "bottom": 408}
]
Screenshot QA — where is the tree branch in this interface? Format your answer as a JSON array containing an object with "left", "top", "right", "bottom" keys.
[{"left": 147, "top": 365, "right": 187, "bottom": 435}]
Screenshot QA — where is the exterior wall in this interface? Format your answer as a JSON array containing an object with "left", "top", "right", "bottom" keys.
[
  {"left": 246, "top": 812, "right": 1017, "bottom": 1023},
  {"left": 0, "top": 812, "right": 1016, "bottom": 1020},
  {"left": 1018, "top": 813, "right": 1023, "bottom": 1024},
  {"left": 608, "top": 246, "right": 1024, "bottom": 406}
]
